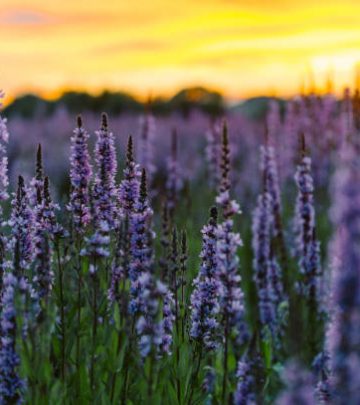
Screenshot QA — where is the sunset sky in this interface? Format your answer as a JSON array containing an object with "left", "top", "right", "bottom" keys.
[{"left": 1, "top": 0, "right": 360, "bottom": 101}]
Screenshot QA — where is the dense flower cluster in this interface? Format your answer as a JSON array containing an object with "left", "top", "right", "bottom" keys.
[
  {"left": 293, "top": 144, "right": 321, "bottom": 305},
  {"left": 276, "top": 362, "right": 316, "bottom": 405},
  {"left": 165, "top": 129, "right": 183, "bottom": 214},
  {"left": 252, "top": 191, "right": 279, "bottom": 332},
  {"left": 0, "top": 273, "right": 24, "bottom": 403},
  {"left": 118, "top": 136, "right": 141, "bottom": 218},
  {"left": 205, "top": 119, "right": 221, "bottom": 189},
  {"left": 138, "top": 112, "right": 156, "bottom": 185},
  {"left": 216, "top": 123, "right": 248, "bottom": 344},
  {"left": 260, "top": 144, "right": 283, "bottom": 240},
  {"left": 126, "top": 169, "right": 174, "bottom": 357},
  {"left": 128, "top": 170, "right": 155, "bottom": 313},
  {"left": 68, "top": 116, "right": 92, "bottom": 233},
  {"left": 92, "top": 113, "right": 118, "bottom": 230},
  {"left": 0, "top": 91, "right": 9, "bottom": 206},
  {"left": 190, "top": 207, "right": 220, "bottom": 349},
  {"left": 328, "top": 138, "right": 360, "bottom": 403},
  {"left": 234, "top": 359, "right": 256, "bottom": 405},
  {"left": 8, "top": 176, "right": 34, "bottom": 273}
]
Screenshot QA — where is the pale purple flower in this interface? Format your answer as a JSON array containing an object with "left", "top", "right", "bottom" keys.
[
  {"left": 128, "top": 169, "right": 174, "bottom": 357},
  {"left": 205, "top": 119, "right": 221, "bottom": 189},
  {"left": 30, "top": 144, "right": 44, "bottom": 207},
  {"left": 135, "top": 274, "right": 174, "bottom": 358},
  {"left": 68, "top": 116, "right": 92, "bottom": 233},
  {"left": 252, "top": 192, "right": 278, "bottom": 331},
  {"left": 92, "top": 113, "right": 118, "bottom": 230},
  {"left": 234, "top": 360, "right": 256, "bottom": 405},
  {"left": 312, "top": 352, "right": 332, "bottom": 404},
  {"left": 108, "top": 219, "right": 128, "bottom": 305},
  {"left": 128, "top": 169, "right": 155, "bottom": 314},
  {"left": 0, "top": 91, "right": 9, "bottom": 205},
  {"left": 165, "top": 129, "right": 183, "bottom": 215},
  {"left": 293, "top": 141, "right": 321, "bottom": 306},
  {"left": 0, "top": 273, "right": 24, "bottom": 403},
  {"left": 118, "top": 136, "right": 141, "bottom": 218},
  {"left": 138, "top": 112, "right": 156, "bottom": 185},
  {"left": 327, "top": 138, "right": 360, "bottom": 403},
  {"left": 190, "top": 207, "right": 220, "bottom": 349},
  {"left": 42, "top": 177, "right": 64, "bottom": 238},
  {"left": 216, "top": 122, "right": 248, "bottom": 344},
  {"left": 8, "top": 176, "right": 34, "bottom": 273},
  {"left": 33, "top": 178, "right": 54, "bottom": 298},
  {"left": 260, "top": 144, "right": 283, "bottom": 240},
  {"left": 276, "top": 361, "right": 316, "bottom": 405},
  {"left": 266, "top": 99, "right": 281, "bottom": 142}
]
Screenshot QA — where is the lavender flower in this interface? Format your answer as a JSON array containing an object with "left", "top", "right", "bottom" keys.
[
  {"left": 108, "top": 220, "right": 128, "bottom": 306},
  {"left": 216, "top": 123, "right": 248, "bottom": 345},
  {"left": 266, "top": 99, "right": 281, "bottom": 140},
  {"left": 327, "top": 138, "right": 360, "bottom": 403},
  {"left": 190, "top": 207, "right": 220, "bottom": 350},
  {"left": 166, "top": 129, "right": 183, "bottom": 216},
  {"left": 205, "top": 119, "right": 221, "bottom": 189},
  {"left": 68, "top": 116, "right": 92, "bottom": 234},
  {"left": 234, "top": 360, "right": 256, "bottom": 405},
  {"left": 33, "top": 231, "right": 52, "bottom": 300},
  {"left": 8, "top": 176, "right": 34, "bottom": 274},
  {"left": 127, "top": 169, "right": 174, "bottom": 357},
  {"left": 203, "top": 366, "right": 216, "bottom": 399},
  {"left": 30, "top": 144, "right": 44, "bottom": 207},
  {"left": 33, "top": 178, "right": 53, "bottom": 299},
  {"left": 312, "top": 352, "right": 332, "bottom": 404},
  {"left": 0, "top": 273, "right": 24, "bottom": 403},
  {"left": 293, "top": 135, "right": 321, "bottom": 306},
  {"left": 128, "top": 169, "right": 155, "bottom": 314},
  {"left": 276, "top": 361, "right": 316, "bottom": 405},
  {"left": 42, "top": 177, "right": 64, "bottom": 238},
  {"left": 118, "top": 136, "right": 141, "bottom": 218},
  {"left": 159, "top": 287, "right": 175, "bottom": 356},
  {"left": 252, "top": 191, "right": 277, "bottom": 331},
  {"left": 260, "top": 143, "right": 287, "bottom": 275},
  {"left": 138, "top": 112, "right": 156, "bottom": 186},
  {"left": 135, "top": 274, "right": 174, "bottom": 358},
  {"left": 92, "top": 113, "right": 118, "bottom": 230},
  {"left": 0, "top": 91, "right": 9, "bottom": 206}
]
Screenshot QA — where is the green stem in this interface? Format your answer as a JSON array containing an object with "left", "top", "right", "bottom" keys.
[
  {"left": 222, "top": 319, "right": 229, "bottom": 403},
  {"left": 187, "top": 346, "right": 203, "bottom": 405},
  {"left": 56, "top": 241, "right": 66, "bottom": 381}
]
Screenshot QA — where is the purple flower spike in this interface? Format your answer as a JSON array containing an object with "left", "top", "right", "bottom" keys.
[
  {"left": 252, "top": 191, "right": 278, "bottom": 331},
  {"left": 328, "top": 138, "right": 360, "bottom": 402},
  {"left": 276, "top": 361, "right": 316, "bottom": 405},
  {"left": 190, "top": 206, "right": 220, "bottom": 350},
  {"left": 293, "top": 135, "right": 321, "bottom": 307},
  {"left": 0, "top": 91, "right": 9, "bottom": 206},
  {"left": 118, "top": 136, "right": 141, "bottom": 218},
  {"left": 0, "top": 273, "right": 24, "bottom": 403},
  {"left": 93, "top": 113, "right": 118, "bottom": 231},
  {"left": 138, "top": 111, "right": 156, "bottom": 186},
  {"left": 8, "top": 176, "right": 34, "bottom": 274},
  {"left": 216, "top": 122, "right": 248, "bottom": 345},
  {"left": 68, "top": 115, "right": 92, "bottom": 234}
]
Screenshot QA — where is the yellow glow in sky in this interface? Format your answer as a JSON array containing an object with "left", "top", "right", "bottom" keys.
[{"left": 1, "top": 0, "right": 360, "bottom": 100}]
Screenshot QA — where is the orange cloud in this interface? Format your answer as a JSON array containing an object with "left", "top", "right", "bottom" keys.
[{"left": 1, "top": 0, "right": 360, "bottom": 101}]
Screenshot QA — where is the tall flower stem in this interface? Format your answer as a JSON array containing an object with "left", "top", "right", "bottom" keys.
[
  {"left": 187, "top": 345, "right": 203, "bottom": 404},
  {"left": 90, "top": 260, "right": 99, "bottom": 394},
  {"left": 75, "top": 240, "right": 83, "bottom": 394},
  {"left": 222, "top": 317, "right": 229, "bottom": 403},
  {"left": 55, "top": 239, "right": 66, "bottom": 381}
]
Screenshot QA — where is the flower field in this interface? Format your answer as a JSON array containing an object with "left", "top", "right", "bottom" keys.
[{"left": 0, "top": 91, "right": 358, "bottom": 404}]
